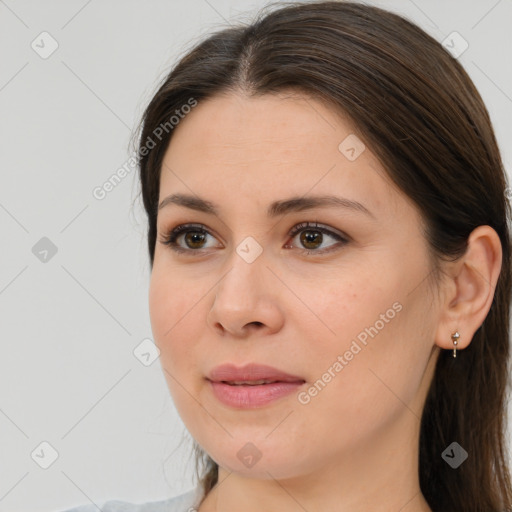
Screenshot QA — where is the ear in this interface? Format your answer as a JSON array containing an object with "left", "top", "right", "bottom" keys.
[{"left": 434, "top": 225, "right": 503, "bottom": 352}]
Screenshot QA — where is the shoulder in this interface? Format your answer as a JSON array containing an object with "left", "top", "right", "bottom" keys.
[{"left": 58, "top": 486, "right": 203, "bottom": 512}]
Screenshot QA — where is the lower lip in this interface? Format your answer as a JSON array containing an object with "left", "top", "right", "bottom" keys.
[{"left": 208, "top": 380, "right": 304, "bottom": 408}]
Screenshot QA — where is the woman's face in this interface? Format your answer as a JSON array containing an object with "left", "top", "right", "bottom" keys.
[{"left": 149, "top": 91, "right": 440, "bottom": 480}]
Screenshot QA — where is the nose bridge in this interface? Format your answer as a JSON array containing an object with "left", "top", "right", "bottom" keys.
[
  {"left": 217, "top": 237, "right": 267, "bottom": 305},
  {"left": 208, "top": 236, "right": 283, "bottom": 335}
]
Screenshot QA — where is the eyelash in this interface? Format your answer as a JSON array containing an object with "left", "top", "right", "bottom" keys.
[{"left": 158, "top": 221, "right": 349, "bottom": 256}]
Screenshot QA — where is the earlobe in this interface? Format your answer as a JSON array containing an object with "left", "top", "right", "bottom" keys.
[{"left": 434, "top": 225, "right": 502, "bottom": 353}]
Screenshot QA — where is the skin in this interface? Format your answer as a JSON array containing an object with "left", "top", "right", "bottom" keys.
[{"left": 148, "top": 91, "right": 502, "bottom": 512}]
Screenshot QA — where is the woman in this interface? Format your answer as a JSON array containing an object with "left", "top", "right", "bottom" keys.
[{"left": 63, "top": 1, "right": 512, "bottom": 511}]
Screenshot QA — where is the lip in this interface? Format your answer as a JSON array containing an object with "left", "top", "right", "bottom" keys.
[
  {"left": 206, "top": 363, "right": 306, "bottom": 409},
  {"left": 207, "top": 363, "right": 305, "bottom": 384}
]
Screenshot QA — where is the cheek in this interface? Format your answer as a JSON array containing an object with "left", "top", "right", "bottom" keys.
[
  {"left": 148, "top": 272, "right": 203, "bottom": 412},
  {"left": 149, "top": 266, "right": 195, "bottom": 337},
  {"left": 148, "top": 271, "right": 172, "bottom": 345},
  {"left": 148, "top": 269, "right": 200, "bottom": 367},
  {"left": 294, "top": 266, "right": 431, "bottom": 420},
  {"left": 297, "top": 266, "right": 397, "bottom": 349},
  {"left": 295, "top": 313, "right": 423, "bottom": 450}
]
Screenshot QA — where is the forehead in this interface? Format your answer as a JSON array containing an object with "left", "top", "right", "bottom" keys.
[
  {"left": 165, "top": 92, "right": 349, "bottom": 160},
  {"left": 158, "top": 92, "right": 402, "bottom": 218}
]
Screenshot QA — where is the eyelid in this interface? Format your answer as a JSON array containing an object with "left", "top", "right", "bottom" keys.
[
  {"left": 159, "top": 221, "right": 350, "bottom": 255},
  {"left": 288, "top": 221, "right": 349, "bottom": 241},
  {"left": 158, "top": 223, "right": 223, "bottom": 252}
]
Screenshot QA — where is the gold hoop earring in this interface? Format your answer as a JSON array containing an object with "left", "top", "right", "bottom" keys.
[{"left": 451, "top": 331, "right": 460, "bottom": 358}]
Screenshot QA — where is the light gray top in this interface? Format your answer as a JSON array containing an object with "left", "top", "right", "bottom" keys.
[{"left": 58, "top": 484, "right": 205, "bottom": 512}]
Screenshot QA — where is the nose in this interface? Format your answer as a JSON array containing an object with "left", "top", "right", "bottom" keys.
[{"left": 206, "top": 249, "right": 285, "bottom": 338}]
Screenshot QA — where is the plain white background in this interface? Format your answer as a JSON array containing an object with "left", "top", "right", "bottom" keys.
[{"left": 0, "top": 0, "right": 511, "bottom": 510}]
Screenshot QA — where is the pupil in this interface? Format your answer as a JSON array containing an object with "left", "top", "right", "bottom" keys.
[
  {"left": 186, "top": 232, "right": 205, "bottom": 248},
  {"left": 301, "top": 230, "right": 322, "bottom": 249}
]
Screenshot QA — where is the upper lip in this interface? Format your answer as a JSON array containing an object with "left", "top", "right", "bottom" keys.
[{"left": 207, "top": 363, "right": 305, "bottom": 383}]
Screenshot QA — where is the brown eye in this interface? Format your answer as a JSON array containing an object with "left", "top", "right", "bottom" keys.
[
  {"left": 160, "top": 224, "right": 219, "bottom": 253},
  {"left": 183, "top": 231, "right": 208, "bottom": 249},
  {"left": 160, "top": 221, "right": 348, "bottom": 256},
  {"left": 299, "top": 229, "right": 324, "bottom": 250},
  {"left": 287, "top": 222, "right": 349, "bottom": 255}
]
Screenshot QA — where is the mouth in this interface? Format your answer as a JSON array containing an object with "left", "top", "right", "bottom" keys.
[
  {"left": 220, "top": 379, "right": 302, "bottom": 386},
  {"left": 206, "top": 363, "right": 306, "bottom": 408},
  {"left": 207, "top": 362, "right": 305, "bottom": 384},
  {"left": 207, "top": 379, "right": 305, "bottom": 408},
  {"left": 207, "top": 370, "right": 306, "bottom": 409}
]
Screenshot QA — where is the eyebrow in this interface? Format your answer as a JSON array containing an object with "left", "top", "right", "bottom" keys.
[{"left": 158, "top": 193, "right": 374, "bottom": 219}]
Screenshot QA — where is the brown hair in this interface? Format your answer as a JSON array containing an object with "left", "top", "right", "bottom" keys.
[{"left": 134, "top": 2, "right": 512, "bottom": 510}]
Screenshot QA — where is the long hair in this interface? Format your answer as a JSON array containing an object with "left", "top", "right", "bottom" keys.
[{"left": 134, "top": 2, "right": 512, "bottom": 510}]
